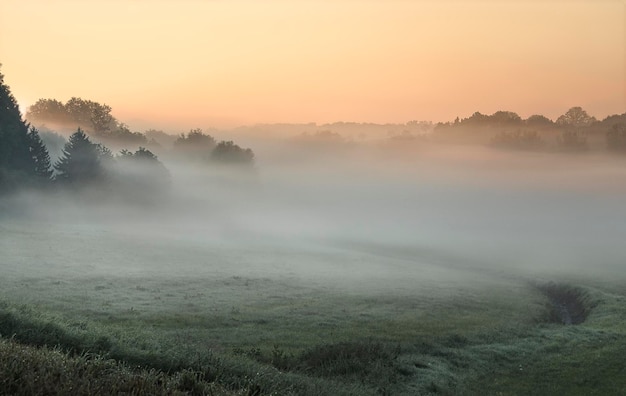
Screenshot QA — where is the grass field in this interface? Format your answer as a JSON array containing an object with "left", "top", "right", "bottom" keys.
[
  {"left": 2, "top": 215, "right": 626, "bottom": 395},
  {"left": 2, "top": 151, "right": 626, "bottom": 394}
]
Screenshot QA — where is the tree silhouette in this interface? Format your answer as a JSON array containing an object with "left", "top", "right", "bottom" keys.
[
  {"left": 27, "top": 127, "right": 53, "bottom": 181},
  {"left": 490, "top": 111, "right": 522, "bottom": 125},
  {"left": 210, "top": 141, "right": 255, "bottom": 165},
  {"left": 525, "top": 114, "right": 553, "bottom": 127},
  {"left": 0, "top": 66, "right": 36, "bottom": 191},
  {"left": 25, "top": 97, "right": 149, "bottom": 146},
  {"left": 26, "top": 99, "right": 70, "bottom": 125},
  {"left": 64, "top": 97, "right": 116, "bottom": 133},
  {"left": 54, "top": 128, "right": 105, "bottom": 185},
  {"left": 556, "top": 107, "right": 596, "bottom": 128},
  {"left": 26, "top": 97, "right": 116, "bottom": 133}
]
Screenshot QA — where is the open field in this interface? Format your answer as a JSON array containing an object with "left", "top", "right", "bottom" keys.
[
  {"left": 1, "top": 213, "right": 626, "bottom": 395},
  {"left": 2, "top": 150, "right": 626, "bottom": 394}
]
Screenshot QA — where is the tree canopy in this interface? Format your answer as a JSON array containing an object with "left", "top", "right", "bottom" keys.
[
  {"left": 25, "top": 97, "right": 147, "bottom": 145},
  {"left": 556, "top": 107, "right": 596, "bottom": 128}
]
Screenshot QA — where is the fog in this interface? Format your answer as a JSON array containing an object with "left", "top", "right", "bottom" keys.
[{"left": 3, "top": 137, "right": 626, "bottom": 294}]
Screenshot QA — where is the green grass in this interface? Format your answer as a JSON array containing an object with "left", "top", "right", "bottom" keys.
[
  {"left": 1, "top": 267, "right": 626, "bottom": 394},
  {"left": 0, "top": 337, "right": 236, "bottom": 396}
]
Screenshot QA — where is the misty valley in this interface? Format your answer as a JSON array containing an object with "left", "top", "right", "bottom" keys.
[{"left": 2, "top": 74, "right": 626, "bottom": 395}]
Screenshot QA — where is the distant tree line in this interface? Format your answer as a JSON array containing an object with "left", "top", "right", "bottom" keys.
[{"left": 435, "top": 107, "right": 626, "bottom": 153}]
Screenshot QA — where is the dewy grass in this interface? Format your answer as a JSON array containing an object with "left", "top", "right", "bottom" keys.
[
  {"left": 1, "top": 275, "right": 625, "bottom": 395},
  {"left": 0, "top": 337, "right": 236, "bottom": 396}
]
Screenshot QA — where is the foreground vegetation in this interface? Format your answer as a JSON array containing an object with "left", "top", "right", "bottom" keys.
[{"left": 1, "top": 267, "right": 625, "bottom": 395}]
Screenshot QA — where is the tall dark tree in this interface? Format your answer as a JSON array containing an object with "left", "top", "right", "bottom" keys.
[
  {"left": 27, "top": 126, "right": 53, "bottom": 181},
  {"left": 0, "top": 66, "right": 36, "bottom": 190},
  {"left": 54, "top": 128, "right": 104, "bottom": 185}
]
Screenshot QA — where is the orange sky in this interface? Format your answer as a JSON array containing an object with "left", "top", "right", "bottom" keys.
[{"left": 1, "top": 1, "right": 624, "bottom": 129}]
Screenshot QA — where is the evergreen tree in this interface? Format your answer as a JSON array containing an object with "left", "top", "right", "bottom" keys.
[
  {"left": 54, "top": 128, "right": 104, "bottom": 185},
  {"left": 0, "top": 66, "right": 36, "bottom": 191},
  {"left": 27, "top": 126, "right": 53, "bottom": 182}
]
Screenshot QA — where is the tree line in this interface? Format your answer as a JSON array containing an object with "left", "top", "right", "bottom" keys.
[
  {"left": 1, "top": 69, "right": 255, "bottom": 197},
  {"left": 435, "top": 107, "right": 626, "bottom": 152}
]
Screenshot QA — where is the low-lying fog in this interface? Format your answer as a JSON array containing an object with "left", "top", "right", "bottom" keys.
[{"left": 2, "top": 141, "right": 626, "bottom": 292}]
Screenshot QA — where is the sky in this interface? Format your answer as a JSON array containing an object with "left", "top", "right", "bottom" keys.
[{"left": 0, "top": 1, "right": 624, "bottom": 129}]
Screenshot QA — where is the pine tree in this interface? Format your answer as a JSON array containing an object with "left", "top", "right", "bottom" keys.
[
  {"left": 0, "top": 66, "right": 36, "bottom": 190},
  {"left": 27, "top": 126, "right": 53, "bottom": 181},
  {"left": 54, "top": 128, "right": 104, "bottom": 185}
]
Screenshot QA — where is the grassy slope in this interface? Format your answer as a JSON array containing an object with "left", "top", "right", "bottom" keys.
[
  {"left": 0, "top": 338, "right": 236, "bottom": 396},
  {"left": 462, "top": 285, "right": 626, "bottom": 395},
  {"left": 2, "top": 274, "right": 625, "bottom": 395}
]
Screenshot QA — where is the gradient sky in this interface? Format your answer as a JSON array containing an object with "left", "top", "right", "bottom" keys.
[{"left": 1, "top": 1, "right": 624, "bottom": 129}]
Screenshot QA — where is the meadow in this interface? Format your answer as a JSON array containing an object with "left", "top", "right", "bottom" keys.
[{"left": 1, "top": 147, "right": 626, "bottom": 395}]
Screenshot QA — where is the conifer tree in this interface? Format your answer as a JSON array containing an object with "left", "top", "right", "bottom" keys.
[
  {"left": 27, "top": 126, "right": 53, "bottom": 181},
  {"left": 0, "top": 66, "right": 36, "bottom": 190},
  {"left": 54, "top": 128, "right": 104, "bottom": 185}
]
